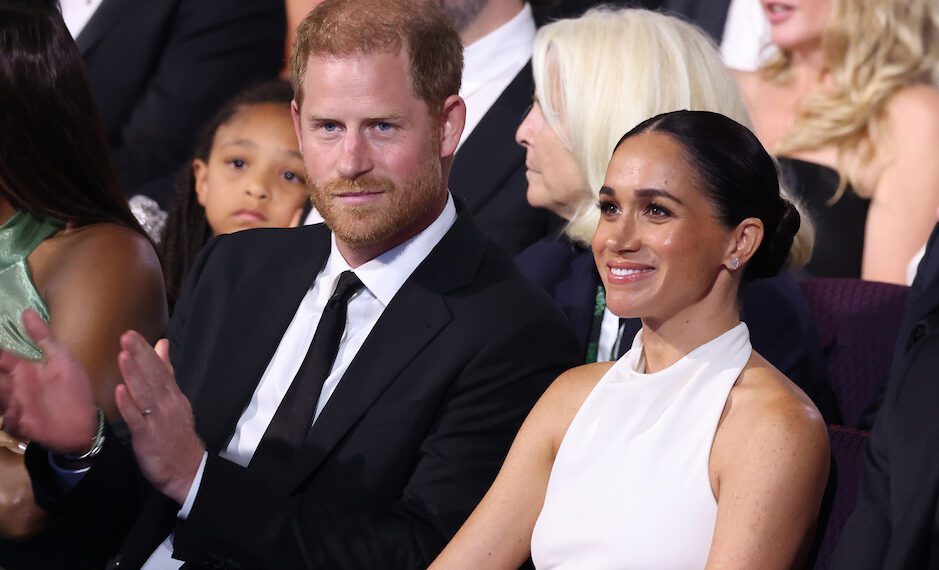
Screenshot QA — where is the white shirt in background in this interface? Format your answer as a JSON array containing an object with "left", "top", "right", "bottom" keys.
[
  {"left": 721, "top": 0, "right": 774, "bottom": 71},
  {"left": 58, "top": 0, "right": 105, "bottom": 39},
  {"left": 457, "top": 2, "right": 535, "bottom": 150}
]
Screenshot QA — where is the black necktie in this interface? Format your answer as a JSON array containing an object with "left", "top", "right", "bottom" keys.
[{"left": 251, "top": 270, "right": 364, "bottom": 470}]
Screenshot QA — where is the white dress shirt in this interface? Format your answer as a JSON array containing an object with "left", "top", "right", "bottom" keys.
[
  {"left": 59, "top": 0, "right": 105, "bottom": 38},
  {"left": 457, "top": 3, "right": 535, "bottom": 150},
  {"left": 721, "top": 0, "right": 774, "bottom": 72},
  {"left": 142, "top": 194, "right": 458, "bottom": 569}
]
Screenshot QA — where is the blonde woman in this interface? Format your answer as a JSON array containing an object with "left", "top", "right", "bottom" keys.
[
  {"left": 736, "top": 0, "right": 939, "bottom": 283},
  {"left": 513, "top": 7, "right": 835, "bottom": 419}
]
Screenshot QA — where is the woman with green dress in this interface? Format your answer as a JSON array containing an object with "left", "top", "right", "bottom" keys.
[{"left": 0, "top": 1, "right": 167, "bottom": 567}]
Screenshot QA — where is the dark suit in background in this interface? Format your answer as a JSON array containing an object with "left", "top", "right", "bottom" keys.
[
  {"left": 76, "top": 0, "right": 285, "bottom": 204},
  {"left": 659, "top": 0, "right": 732, "bottom": 42},
  {"left": 832, "top": 224, "right": 939, "bottom": 569},
  {"left": 450, "top": 63, "right": 560, "bottom": 257},
  {"left": 515, "top": 234, "right": 838, "bottom": 422},
  {"left": 27, "top": 211, "right": 581, "bottom": 568}
]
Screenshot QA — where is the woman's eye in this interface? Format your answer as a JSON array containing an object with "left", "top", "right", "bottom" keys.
[
  {"left": 597, "top": 200, "right": 619, "bottom": 215},
  {"left": 228, "top": 158, "right": 246, "bottom": 169},
  {"left": 644, "top": 203, "right": 672, "bottom": 218}
]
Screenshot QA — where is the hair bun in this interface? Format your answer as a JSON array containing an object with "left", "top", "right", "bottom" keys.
[{"left": 744, "top": 198, "right": 800, "bottom": 281}]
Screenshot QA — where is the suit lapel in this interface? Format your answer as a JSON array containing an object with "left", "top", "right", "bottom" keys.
[
  {"left": 192, "top": 227, "right": 331, "bottom": 452},
  {"left": 449, "top": 62, "right": 532, "bottom": 215},
  {"left": 286, "top": 212, "right": 486, "bottom": 487},
  {"left": 75, "top": 0, "right": 151, "bottom": 54},
  {"left": 554, "top": 243, "right": 601, "bottom": 350}
]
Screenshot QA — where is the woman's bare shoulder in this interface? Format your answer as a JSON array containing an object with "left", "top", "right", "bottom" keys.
[
  {"left": 43, "top": 222, "right": 160, "bottom": 275},
  {"left": 719, "top": 353, "right": 828, "bottom": 457},
  {"left": 884, "top": 84, "right": 939, "bottom": 138},
  {"left": 530, "top": 361, "right": 614, "bottom": 450},
  {"left": 34, "top": 222, "right": 164, "bottom": 310},
  {"left": 545, "top": 362, "right": 613, "bottom": 409}
]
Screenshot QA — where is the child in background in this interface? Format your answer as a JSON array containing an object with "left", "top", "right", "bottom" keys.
[{"left": 161, "top": 81, "right": 308, "bottom": 309}]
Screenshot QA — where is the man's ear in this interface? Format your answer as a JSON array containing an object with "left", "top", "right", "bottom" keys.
[
  {"left": 724, "top": 217, "right": 764, "bottom": 270},
  {"left": 437, "top": 95, "right": 466, "bottom": 159},
  {"left": 291, "top": 99, "right": 304, "bottom": 154},
  {"left": 193, "top": 159, "right": 210, "bottom": 207}
]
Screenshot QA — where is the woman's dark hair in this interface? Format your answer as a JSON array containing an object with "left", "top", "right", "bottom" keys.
[
  {"left": 161, "top": 80, "right": 297, "bottom": 310},
  {"left": 0, "top": 0, "right": 143, "bottom": 233},
  {"left": 615, "top": 110, "right": 800, "bottom": 281}
]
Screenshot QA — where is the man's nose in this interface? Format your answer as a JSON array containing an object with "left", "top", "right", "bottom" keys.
[{"left": 336, "top": 131, "right": 373, "bottom": 179}]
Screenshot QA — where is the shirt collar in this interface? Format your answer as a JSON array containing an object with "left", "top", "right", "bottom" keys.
[
  {"left": 461, "top": 3, "right": 535, "bottom": 99},
  {"left": 322, "top": 192, "right": 457, "bottom": 306}
]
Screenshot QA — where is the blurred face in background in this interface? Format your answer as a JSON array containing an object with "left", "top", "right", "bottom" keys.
[
  {"left": 194, "top": 103, "right": 307, "bottom": 236},
  {"left": 515, "top": 100, "right": 589, "bottom": 220},
  {"left": 761, "top": 0, "right": 834, "bottom": 54}
]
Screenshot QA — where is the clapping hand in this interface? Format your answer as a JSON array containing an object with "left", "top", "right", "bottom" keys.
[
  {"left": 0, "top": 310, "right": 98, "bottom": 454},
  {"left": 0, "top": 310, "right": 204, "bottom": 505},
  {"left": 116, "top": 332, "right": 204, "bottom": 504}
]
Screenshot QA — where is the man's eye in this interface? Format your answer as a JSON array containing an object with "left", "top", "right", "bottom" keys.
[{"left": 376, "top": 122, "right": 394, "bottom": 132}]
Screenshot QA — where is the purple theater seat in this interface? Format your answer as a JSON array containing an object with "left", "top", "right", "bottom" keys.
[
  {"left": 798, "top": 278, "right": 907, "bottom": 428},
  {"left": 810, "top": 425, "right": 869, "bottom": 570}
]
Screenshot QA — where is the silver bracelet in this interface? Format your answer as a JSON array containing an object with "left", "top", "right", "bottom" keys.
[{"left": 61, "top": 407, "right": 106, "bottom": 462}]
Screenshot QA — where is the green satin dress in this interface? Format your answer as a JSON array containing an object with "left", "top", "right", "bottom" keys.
[{"left": 0, "top": 210, "right": 61, "bottom": 360}]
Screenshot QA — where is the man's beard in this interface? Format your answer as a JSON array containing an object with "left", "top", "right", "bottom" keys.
[{"left": 307, "top": 153, "right": 443, "bottom": 249}]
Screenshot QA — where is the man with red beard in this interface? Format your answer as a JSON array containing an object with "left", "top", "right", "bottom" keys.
[{"left": 0, "top": 0, "right": 580, "bottom": 568}]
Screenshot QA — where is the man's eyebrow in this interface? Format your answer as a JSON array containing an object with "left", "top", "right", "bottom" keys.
[{"left": 634, "top": 188, "right": 684, "bottom": 206}]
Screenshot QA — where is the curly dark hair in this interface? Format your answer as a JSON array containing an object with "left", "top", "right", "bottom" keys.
[{"left": 160, "top": 80, "right": 296, "bottom": 311}]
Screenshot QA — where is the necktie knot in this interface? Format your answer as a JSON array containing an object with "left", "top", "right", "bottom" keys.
[{"left": 329, "top": 271, "right": 363, "bottom": 307}]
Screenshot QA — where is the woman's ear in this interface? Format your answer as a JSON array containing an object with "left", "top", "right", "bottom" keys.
[
  {"left": 724, "top": 217, "right": 764, "bottom": 271},
  {"left": 193, "top": 159, "right": 209, "bottom": 207}
]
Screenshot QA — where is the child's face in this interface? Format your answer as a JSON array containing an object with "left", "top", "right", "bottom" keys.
[{"left": 194, "top": 103, "right": 308, "bottom": 235}]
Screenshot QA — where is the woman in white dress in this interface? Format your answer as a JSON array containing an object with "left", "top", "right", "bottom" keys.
[{"left": 432, "top": 110, "right": 829, "bottom": 568}]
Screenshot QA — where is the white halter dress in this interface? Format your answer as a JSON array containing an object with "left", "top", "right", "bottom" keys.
[{"left": 530, "top": 323, "right": 752, "bottom": 569}]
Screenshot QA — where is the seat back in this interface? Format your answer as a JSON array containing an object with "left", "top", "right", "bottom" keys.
[
  {"left": 810, "top": 425, "right": 869, "bottom": 570},
  {"left": 798, "top": 278, "right": 907, "bottom": 428}
]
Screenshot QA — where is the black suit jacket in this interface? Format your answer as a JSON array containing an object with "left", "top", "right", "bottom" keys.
[
  {"left": 27, "top": 211, "right": 581, "bottom": 568},
  {"left": 449, "top": 62, "right": 560, "bottom": 257},
  {"left": 77, "top": 0, "right": 285, "bottom": 203},
  {"left": 831, "top": 224, "right": 939, "bottom": 569},
  {"left": 515, "top": 234, "right": 838, "bottom": 422}
]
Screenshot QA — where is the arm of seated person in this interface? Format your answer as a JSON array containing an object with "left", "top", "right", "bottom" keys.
[
  {"left": 862, "top": 86, "right": 939, "bottom": 284},
  {"left": 0, "top": 224, "right": 167, "bottom": 540},
  {"left": 705, "top": 354, "right": 829, "bottom": 569},
  {"left": 430, "top": 363, "right": 609, "bottom": 569}
]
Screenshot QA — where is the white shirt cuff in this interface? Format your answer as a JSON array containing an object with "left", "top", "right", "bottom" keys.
[{"left": 178, "top": 451, "right": 208, "bottom": 520}]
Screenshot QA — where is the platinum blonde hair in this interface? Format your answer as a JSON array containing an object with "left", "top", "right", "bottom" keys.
[
  {"left": 762, "top": 0, "right": 939, "bottom": 199},
  {"left": 534, "top": 6, "right": 814, "bottom": 266}
]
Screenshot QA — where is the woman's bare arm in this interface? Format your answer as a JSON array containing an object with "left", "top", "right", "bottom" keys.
[
  {"left": 0, "top": 223, "right": 167, "bottom": 539},
  {"left": 431, "top": 363, "right": 609, "bottom": 569},
  {"left": 33, "top": 223, "right": 168, "bottom": 419},
  {"left": 705, "top": 357, "right": 829, "bottom": 569},
  {"left": 862, "top": 85, "right": 939, "bottom": 284}
]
